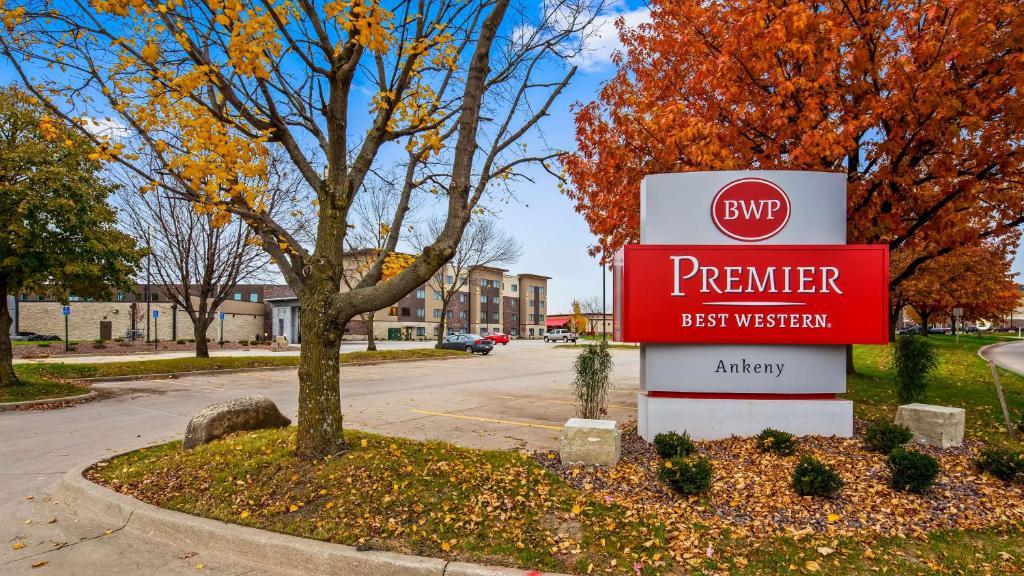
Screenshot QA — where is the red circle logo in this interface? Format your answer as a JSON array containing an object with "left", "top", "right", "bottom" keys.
[{"left": 711, "top": 178, "right": 791, "bottom": 242}]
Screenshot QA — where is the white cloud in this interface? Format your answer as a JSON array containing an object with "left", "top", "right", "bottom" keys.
[
  {"left": 569, "top": 6, "right": 650, "bottom": 72},
  {"left": 80, "top": 116, "right": 132, "bottom": 139}
]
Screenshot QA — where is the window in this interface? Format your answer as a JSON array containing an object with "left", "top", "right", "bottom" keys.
[
  {"left": 511, "top": 328, "right": 518, "bottom": 336},
  {"left": 416, "top": 308, "right": 425, "bottom": 318},
  {"left": 479, "top": 279, "right": 487, "bottom": 287},
  {"left": 433, "top": 291, "right": 442, "bottom": 300},
  {"left": 480, "top": 327, "right": 488, "bottom": 335},
  {"left": 539, "top": 287, "right": 545, "bottom": 295},
  {"left": 491, "top": 296, "right": 499, "bottom": 304},
  {"left": 388, "top": 306, "right": 399, "bottom": 316},
  {"left": 491, "top": 312, "right": 499, "bottom": 321},
  {"left": 512, "top": 284, "right": 518, "bottom": 292},
  {"left": 446, "top": 310, "right": 453, "bottom": 318},
  {"left": 538, "top": 314, "right": 545, "bottom": 321},
  {"left": 433, "top": 309, "right": 441, "bottom": 319},
  {"left": 479, "top": 294, "right": 487, "bottom": 303},
  {"left": 528, "top": 314, "right": 534, "bottom": 322},
  {"left": 491, "top": 279, "right": 499, "bottom": 288},
  {"left": 528, "top": 299, "right": 534, "bottom": 307},
  {"left": 540, "top": 300, "right": 545, "bottom": 309},
  {"left": 249, "top": 293, "right": 258, "bottom": 303},
  {"left": 539, "top": 328, "right": 545, "bottom": 335},
  {"left": 446, "top": 275, "right": 454, "bottom": 284},
  {"left": 115, "top": 293, "right": 125, "bottom": 302},
  {"left": 233, "top": 293, "right": 242, "bottom": 301},
  {"left": 416, "top": 327, "right": 425, "bottom": 337},
  {"left": 512, "top": 314, "right": 518, "bottom": 322},
  {"left": 416, "top": 288, "right": 425, "bottom": 299},
  {"left": 459, "top": 311, "right": 467, "bottom": 319},
  {"left": 459, "top": 293, "right": 467, "bottom": 303}
]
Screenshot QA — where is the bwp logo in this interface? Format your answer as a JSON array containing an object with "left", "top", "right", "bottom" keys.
[{"left": 711, "top": 178, "right": 791, "bottom": 242}]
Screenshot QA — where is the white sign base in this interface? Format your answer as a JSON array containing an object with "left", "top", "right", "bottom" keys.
[{"left": 637, "top": 394, "right": 854, "bottom": 441}]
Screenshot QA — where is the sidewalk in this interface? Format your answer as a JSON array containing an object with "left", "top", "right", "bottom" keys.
[{"left": 13, "top": 347, "right": 301, "bottom": 365}]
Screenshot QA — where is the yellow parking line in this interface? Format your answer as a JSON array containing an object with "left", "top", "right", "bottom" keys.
[
  {"left": 409, "top": 409, "right": 563, "bottom": 431},
  {"left": 493, "top": 395, "right": 632, "bottom": 410}
]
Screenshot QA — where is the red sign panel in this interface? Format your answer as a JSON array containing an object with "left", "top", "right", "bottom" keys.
[{"left": 621, "top": 244, "right": 889, "bottom": 345}]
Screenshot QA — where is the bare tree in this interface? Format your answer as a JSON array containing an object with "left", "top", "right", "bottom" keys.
[
  {"left": 120, "top": 185, "right": 273, "bottom": 357},
  {"left": 413, "top": 217, "right": 521, "bottom": 346},
  {"left": 578, "top": 295, "right": 604, "bottom": 335}
]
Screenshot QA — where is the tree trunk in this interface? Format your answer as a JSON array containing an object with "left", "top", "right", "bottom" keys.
[
  {"left": 435, "top": 300, "right": 449, "bottom": 348},
  {"left": 364, "top": 314, "right": 376, "bottom": 351},
  {"left": 296, "top": 287, "right": 345, "bottom": 460},
  {"left": 845, "top": 344, "right": 856, "bottom": 375},
  {"left": 920, "top": 311, "right": 931, "bottom": 336},
  {"left": 0, "top": 283, "right": 18, "bottom": 387},
  {"left": 888, "top": 305, "right": 900, "bottom": 342},
  {"left": 194, "top": 316, "right": 210, "bottom": 358}
]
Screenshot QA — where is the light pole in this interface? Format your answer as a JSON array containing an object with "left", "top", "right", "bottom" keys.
[
  {"left": 145, "top": 225, "right": 152, "bottom": 342},
  {"left": 602, "top": 263, "right": 607, "bottom": 342}
]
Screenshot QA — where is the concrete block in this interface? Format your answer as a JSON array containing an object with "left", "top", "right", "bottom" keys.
[
  {"left": 895, "top": 403, "right": 965, "bottom": 448},
  {"left": 637, "top": 394, "right": 853, "bottom": 440},
  {"left": 559, "top": 418, "right": 620, "bottom": 467}
]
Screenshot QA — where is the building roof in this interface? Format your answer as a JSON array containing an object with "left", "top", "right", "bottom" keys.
[
  {"left": 546, "top": 315, "right": 571, "bottom": 328},
  {"left": 516, "top": 273, "right": 552, "bottom": 280}
]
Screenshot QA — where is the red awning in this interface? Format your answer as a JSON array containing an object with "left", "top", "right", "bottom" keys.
[{"left": 546, "top": 315, "right": 571, "bottom": 328}]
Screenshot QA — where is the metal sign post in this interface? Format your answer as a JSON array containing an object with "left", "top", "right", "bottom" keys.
[
  {"left": 988, "top": 361, "right": 1017, "bottom": 440},
  {"left": 953, "top": 308, "right": 963, "bottom": 344},
  {"left": 61, "top": 305, "right": 71, "bottom": 351},
  {"left": 219, "top": 311, "right": 225, "bottom": 345},
  {"left": 152, "top": 309, "right": 159, "bottom": 350}
]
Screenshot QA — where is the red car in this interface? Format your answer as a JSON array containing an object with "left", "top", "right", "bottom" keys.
[{"left": 485, "top": 332, "right": 510, "bottom": 345}]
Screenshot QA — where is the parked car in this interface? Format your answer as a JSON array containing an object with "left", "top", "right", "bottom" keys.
[
  {"left": 27, "top": 334, "right": 61, "bottom": 341},
  {"left": 439, "top": 333, "right": 493, "bottom": 355},
  {"left": 896, "top": 326, "right": 921, "bottom": 335},
  {"left": 927, "top": 326, "right": 951, "bottom": 335},
  {"left": 544, "top": 329, "right": 577, "bottom": 343},
  {"left": 484, "top": 332, "right": 510, "bottom": 345},
  {"left": 11, "top": 331, "right": 37, "bottom": 341}
]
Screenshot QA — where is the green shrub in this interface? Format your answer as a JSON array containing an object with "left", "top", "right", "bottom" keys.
[
  {"left": 659, "top": 456, "right": 712, "bottom": 495},
  {"left": 572, "top": 340, "right": 614, "bottom": 419},
  {"left": 894, "top": 335, "right": 939, "bottom": 404},
  {"left": 653, "top": 431, "right": 697, "bottom": 459},
  {"left": 755, "top": 428, "right": 797, "bottom": 455},
  {"left": 176, "top": 339, "right": 187, "bottom": 345},
  {"left": 791, "top": 455, "right": 843, "bottom": 497},
  {"left": 976, "top": 447, "right": 1024, "bottom": 483},
  {"left": 239, "top": 339, "right": 250, "bottom": 346},
  {"left": 863, "top": 420, "right": 914, "bottom": 454},
  {"left": 187, "top": 338, "right": 196, "bottom": 343},
  {"left": 113, "top": 337, "right": 124, "bottom": 343},
  {"left": 887, "top": 448, "right": 940, "bottom": 493},
  {"left": 93, "top": 338, "right": 104, "bottom": 345},
  {"left": 37, "top": 343, "right": 50, "bottom": 348}
]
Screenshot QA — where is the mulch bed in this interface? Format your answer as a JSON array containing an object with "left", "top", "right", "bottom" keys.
[{"left": 534, "top": 421, "right": 1024, "bottom": 564}]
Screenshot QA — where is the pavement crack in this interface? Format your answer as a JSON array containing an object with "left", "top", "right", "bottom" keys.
[
  {"left": 0, "top": 509, "right": 134, "bottom": 566},
  {"left": 441, "top": 560, "right": 450, "bottom": 576}
]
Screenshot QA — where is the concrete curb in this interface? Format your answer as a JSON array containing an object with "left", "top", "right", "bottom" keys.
[
  {"left": 977, "top": 341, "right": 1013, "bottom": 365},
  {"left": 56, "top": 463, "right": 567, "bottom": 576},
  {"left": 0, "top": 390, "right": 98, "bottom": 411}
]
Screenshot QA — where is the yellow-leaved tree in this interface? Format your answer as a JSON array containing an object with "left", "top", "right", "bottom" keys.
[{"left": 2, "top": 0, "right": 601, "bottom": 459}]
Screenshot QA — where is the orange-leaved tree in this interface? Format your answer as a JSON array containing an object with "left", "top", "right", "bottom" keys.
[
  {"left": 897, "top": 244, "right": 1019, "bottom": 334},
  {"left": 561, "top": 0, "right": 1024, "bottom": 324},
  {"left": 2, "top": 0, "right": 600, "bottom": 459}
]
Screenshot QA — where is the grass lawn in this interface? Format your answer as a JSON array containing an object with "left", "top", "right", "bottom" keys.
[
  {"left": 2, "top": 348, "right": 466, "bottom": 404},
  {"left": 91, "top": 428, "right": 664, "bottom": 575},
  {"left": 848, "top": 334, "right": 1023, "bottom": 447},
  {"left": 554, "top": 342, "right": 640, "bottom": 350},
  {"left": 11, "top": 339, "right": 75, "bottom": 347},
  {"left": 88, "top": 334, "right": 1024, "bottom": 574}
]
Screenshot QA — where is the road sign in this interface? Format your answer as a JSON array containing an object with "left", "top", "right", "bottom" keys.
[
  {"left": 152, "top": 309, "right": 159, "bottom": 319},
  {"left": 219, "top": 311, "right": 225, "bottom": 321},
  {"left": 61, "top": 305, "right": 70, "bottom": 316}
]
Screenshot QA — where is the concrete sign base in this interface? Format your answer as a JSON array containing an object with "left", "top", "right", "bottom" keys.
[{"left": 637, "top": 394, "right": 854, "bottom": 440}]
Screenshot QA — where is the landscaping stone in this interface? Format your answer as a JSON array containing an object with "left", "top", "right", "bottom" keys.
[
  {"left": 895, "top": 403, "right": 965, "bottom": 449},
  {"left": 183, "top": 396, "right": 291, "bottom": 450},
  {"left": 560, "top": 418, "right": 620, "bottom": 466}
]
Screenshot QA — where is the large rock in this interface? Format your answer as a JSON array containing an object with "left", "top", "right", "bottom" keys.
[
  {"left": 560, "top": 418, "right": 620, "bottom": 467},
  {"left": 895, "top": 403, "right": 965, "bottom": 449},
  {"left": 183, "top": 396, "right": 291, "bottom": 450}
]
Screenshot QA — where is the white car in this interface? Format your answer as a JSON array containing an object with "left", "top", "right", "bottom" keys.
[{"left": 544, "top": 329, "right": 577, "bottom": 343}]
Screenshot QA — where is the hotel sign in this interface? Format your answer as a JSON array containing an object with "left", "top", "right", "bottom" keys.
[{"left": 621, "top": 244, "right": 889, "bottom": 345}]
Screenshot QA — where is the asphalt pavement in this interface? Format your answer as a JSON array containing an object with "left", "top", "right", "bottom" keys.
[{"left": 0, "top": 341, "right": 639, "bottom": 575}]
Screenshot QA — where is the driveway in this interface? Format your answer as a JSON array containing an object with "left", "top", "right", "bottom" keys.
[
  {"left": 0, "top": 344, "right": 639, "bottom": 575},
  {"left": 981, "top": 339, "right": 1024, "bottom": 376}
]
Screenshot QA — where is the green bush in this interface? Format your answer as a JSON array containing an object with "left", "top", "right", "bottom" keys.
[
  {"left": 893, "top": 335, "right": 939, "bottom": 404},
  {"left": 863, "top": 420, "right": 914, "bottom": 454},
  {"left": 791, "top": 455, "right": 843, "bottom": 497},
  {"left": 659, "top": 456, "right": 713, "bottom": 495},
  {"left": 975, "top": 447, "right": 1024, "bottom": 483},
  {"left": 755, "top": 428, "right": 797, "bottom": 455},
  {"left": 572, "top": 340, "right": 614, "bottom": 419},
  {"left": 887, "top": 448, "right": 940, "bottom": 493},
  {"left": 93, "top": 338, "right": 104, "bottom": 345},
  {"left": 653, "top": 431, "right": 697, "bottom": 459},
  {"left": 176, "top": 339, "right": 187, "bottom": 345},
  {"left": 113, "top": 337, "right": 124, "bottom": 343},
  {"left": 239, "top": 339, "right": 250, "bottom": 346},
  {"left": 187, "top": 338, "right": 196, "bottom": 343},
  {"left": 37, "top": 343, "right": 51, "bottom": 348}
]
